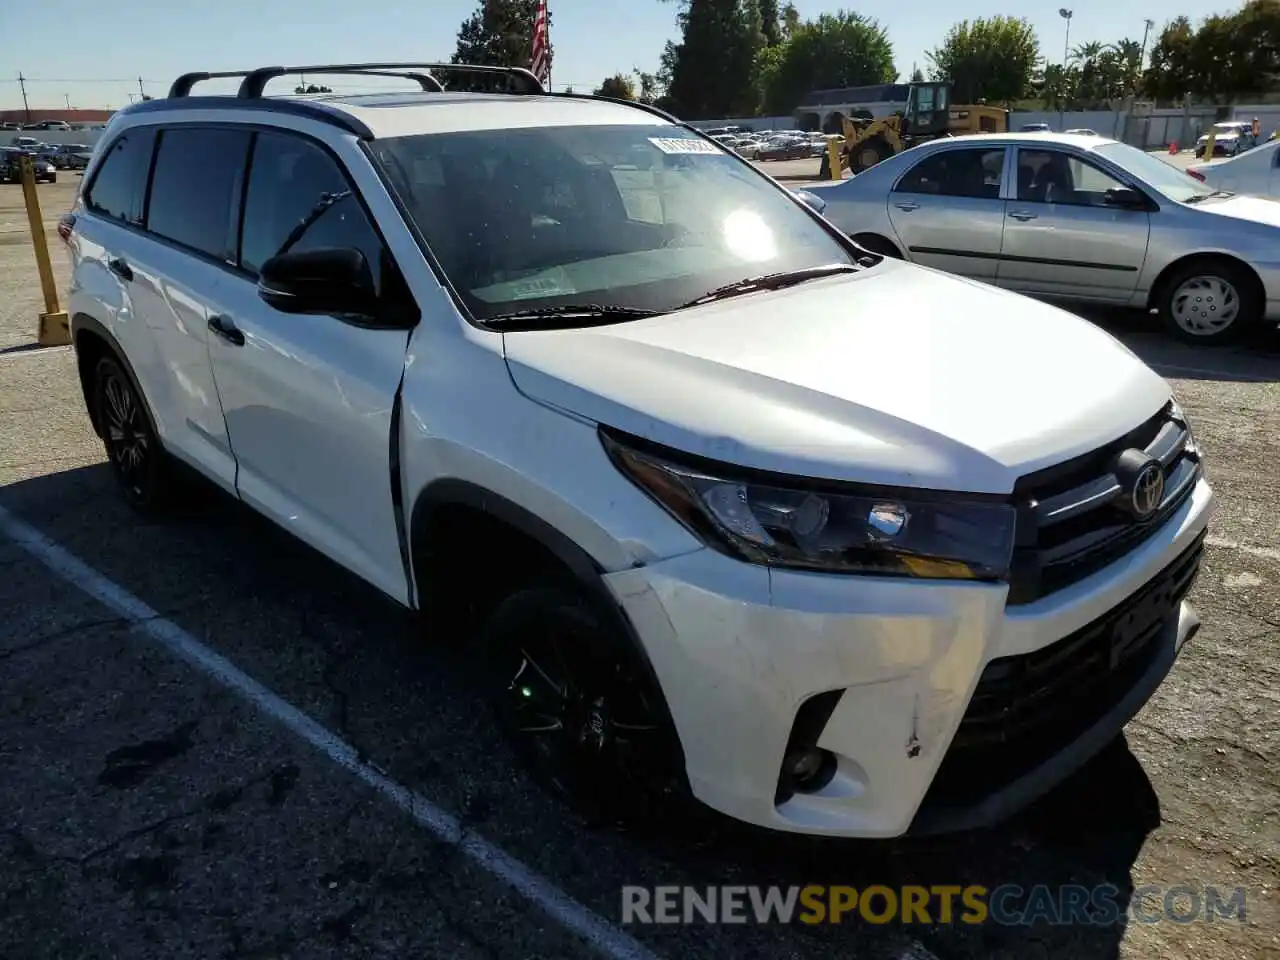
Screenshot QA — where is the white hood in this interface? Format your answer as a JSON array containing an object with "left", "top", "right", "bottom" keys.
[
  {"left": 502, "top": 262, "right": 1171, "bottom": 495},
  {"left": 1193, "top": 193, "right": 1280, "bottom": 227}
]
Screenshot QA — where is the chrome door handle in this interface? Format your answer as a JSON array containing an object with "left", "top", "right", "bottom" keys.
[
  {"left": 1008, "top": 210, "right": 1038, "bottom": 221},
  {"left": 208, "top": 314, "right": 245, "bottom": 347},
  {"left": 894, "top": 200, "right": 920, "bottom": 211}
]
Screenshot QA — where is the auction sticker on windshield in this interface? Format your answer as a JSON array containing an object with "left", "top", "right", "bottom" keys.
[{"left": 649, "top": 137, "right": 722, "bottom": 155}]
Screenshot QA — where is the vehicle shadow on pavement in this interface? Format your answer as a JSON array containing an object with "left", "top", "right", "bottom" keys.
[
  {"left": 0, "top": 463, "right": 1160, "bottom": 960},
  {"left": 645, "top": 738, "right": 1158, "bottom": 958},
  {"left": 1082, "top": 308, "right": 1280, "bottom": 382}
]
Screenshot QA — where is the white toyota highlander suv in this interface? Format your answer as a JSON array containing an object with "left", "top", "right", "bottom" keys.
[{"left": 62, "top": 62, "right": 1214, "bottom": 838}]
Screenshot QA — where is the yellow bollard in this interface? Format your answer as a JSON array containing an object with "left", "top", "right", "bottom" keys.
[
  {"left": 18, "top": 154, "right": 70, "bottom": 347},
  {"left": 826, "top": 139, "right": 842, "bottom": 182},
  {"left": 1202, "top": 130, "right": 1216, "bottom": 164}
]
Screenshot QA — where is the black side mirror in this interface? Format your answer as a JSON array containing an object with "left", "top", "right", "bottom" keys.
[
  {"left": 1104, "top": 186, "right": 1148, "bottom": 210},
  {"left": 257, "top": 247, "right": 379, "bottom": 318}
]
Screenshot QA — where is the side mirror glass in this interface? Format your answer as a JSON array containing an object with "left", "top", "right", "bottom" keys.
[
  {"left": 257, "top": 247, "right": 379, "bottom": 318},
  {"left": 1104, "top": 186, "right": 1147, "bottom": 209}
]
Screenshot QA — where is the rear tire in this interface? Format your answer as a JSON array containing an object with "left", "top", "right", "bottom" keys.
[
  {"left": 1156, "top": 259, "right": 1260, "bottom": 345},
  {"left": 92, "top": 355, "right": 174, "bottom": 514},
  {"left": 480, "top": 586, "right": 687, "bottom": 828}
]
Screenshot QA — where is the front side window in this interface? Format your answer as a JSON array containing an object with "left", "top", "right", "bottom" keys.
[
  {"left": 146, "top": 127, "right": 251, "bottom": 259},
  {"left": 894, "top": 148, "right": 1005, "bottom": 199},
  {"left": 369, "top": 124, "right": 857, "bottom": 324},
  {"left": 238, "top": 131, "right": 387, "bottom": 294},
  {"left": 1015, "top": 149, "right": 1131, "bottom": 206},
  {"left": 1092, "top": 141, "right": 1211, "bottom": 204}
]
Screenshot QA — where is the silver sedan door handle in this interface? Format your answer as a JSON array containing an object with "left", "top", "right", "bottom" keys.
[
  {"left": 1008, "top": 210, "right": 1038, "bottom": 221},
  {"left": 893, "top": 200, "right": 921, "bottom": 212}
]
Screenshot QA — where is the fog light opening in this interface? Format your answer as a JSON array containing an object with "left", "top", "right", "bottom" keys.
[{"left": 784, "top": 747, "right": 837, "bottom": 795}]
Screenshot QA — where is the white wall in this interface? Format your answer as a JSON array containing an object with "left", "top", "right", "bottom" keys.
[{"left": 5, "top": 128, "right": 106, "bottom": 147}]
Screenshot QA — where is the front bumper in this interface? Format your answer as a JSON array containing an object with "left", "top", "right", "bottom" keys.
[{"left": 605, "top": 477, "right": 1214, "bottom": 838}]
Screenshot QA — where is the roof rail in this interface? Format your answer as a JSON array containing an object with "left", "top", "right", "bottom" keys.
[
  {"left": 169, "top": 71, "right": 258, "bottom": 99},
  {"left": 169, "top": 68, "right": 446, "bottom": 99},
  {"left": 235, "top": 62, "right": 544, "bottom": 99}
]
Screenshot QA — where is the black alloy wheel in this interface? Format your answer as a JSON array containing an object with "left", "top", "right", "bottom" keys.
[
  {"left": 93, "top": 356, "right": 169, "bottom": 511},
  {"left": 482, "top": 587, "right": 685, "bottom": 827}
]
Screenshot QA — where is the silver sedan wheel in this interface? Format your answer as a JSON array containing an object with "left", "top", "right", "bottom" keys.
[{"left": 1170, "top": 275, "right": 1241, "bottom": 336}]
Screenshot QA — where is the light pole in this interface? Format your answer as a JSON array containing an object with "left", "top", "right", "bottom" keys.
[{"left": 1058, "top": 8, "right": 1073, "bottom": 130}]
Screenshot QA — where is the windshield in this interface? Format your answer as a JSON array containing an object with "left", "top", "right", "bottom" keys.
[
  {"left": 1092, "top": 142, "right": 1214, "bottom": 203},
  {"left": 369, "top": 124, "right": 857, "bottom": 324}
]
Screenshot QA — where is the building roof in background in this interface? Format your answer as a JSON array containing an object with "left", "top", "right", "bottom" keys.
[
  {"left": 797, "top": 84, "right": 911, "bottom": 109},
  {"left": 0, "top": 108, "right": 116, "bottom": 124}
]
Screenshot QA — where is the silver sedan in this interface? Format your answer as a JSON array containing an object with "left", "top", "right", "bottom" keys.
[{"left": 809, "top": 132, "right": 1280, "bottom": 344}]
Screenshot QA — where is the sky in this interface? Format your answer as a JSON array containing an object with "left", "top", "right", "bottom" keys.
[{"left": 0, "top": 0, "right": 1247, "bottom": 112}]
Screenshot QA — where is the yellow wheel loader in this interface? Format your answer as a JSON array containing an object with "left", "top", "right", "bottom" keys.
[{"left": 818, "top": 81, "right": 1009, "bottom": 179}]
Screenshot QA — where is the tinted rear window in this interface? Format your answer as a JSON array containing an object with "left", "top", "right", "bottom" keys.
[
  {"left": 146, "top": 127, "right": 251, "bottom": 259},
  {"left": 84, "top": 129, "right": 155, "bottom": 224}
]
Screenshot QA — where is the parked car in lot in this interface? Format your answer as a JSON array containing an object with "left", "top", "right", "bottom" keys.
[
  {"left": 65, "top": 64, "right": 1213, "bottom": 839},
  {"left": 758, "top": 135, "right": 812, "bottom": 160},
  {"left": 1187, "top": 137, "right": 1280, "bottom": 195},
  {"left": 51, "top": 144, "right": 93, "bottom": 170},
  {"left": 810, "top": 131, "right": 1280, "bottom": 344},
  {"left": 1195, "top": 121, "right": 1257, "bottom": 158},
  {"left": 0, "top": 146, "right": 57, "bottom": 183}
]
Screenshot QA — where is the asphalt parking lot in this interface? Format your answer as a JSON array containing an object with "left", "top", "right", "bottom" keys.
[{"left": 1, "top": 178, "right": 1277, "bottom": 960}]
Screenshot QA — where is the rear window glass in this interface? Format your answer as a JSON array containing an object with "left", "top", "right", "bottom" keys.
[
  {"left": 85, "top": 130, "right": 155, "bottom": 224},
  {"left": 146, "top": 127, "right": 251, "bottom": 259}
]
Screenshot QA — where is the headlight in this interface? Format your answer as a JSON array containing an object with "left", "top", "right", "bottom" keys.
[{"left": 601, "top": 430, "right": 1016, "bottom": 580}]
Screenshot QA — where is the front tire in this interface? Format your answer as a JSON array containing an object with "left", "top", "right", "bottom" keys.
[
  {"left": 481, "top": 586, "right": 686, "bottom": 828},
  {"left": 1157, "top": 260, "right": 1260, "bottom": 345},
  {"left": 850, "top": 135, "right": 893, "bottom": 174},
  {"left": 92, "top": 355, "right": 172, "bottom": 513}
]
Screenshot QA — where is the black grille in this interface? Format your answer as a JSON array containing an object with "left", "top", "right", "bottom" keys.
[
  {"left": 921, "top": 532, "right": 1204, "bottom": 808},
  {"left": 1008, "top": 402, "right": 1202, "bottom": 605}
]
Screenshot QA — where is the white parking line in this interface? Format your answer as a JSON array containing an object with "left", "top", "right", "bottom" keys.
[
  {"left": 0, "top": 504, "right": 661, "bottom": 960},
  {"left": 0, "top": 503, "right": 945, "bottom": 960}
]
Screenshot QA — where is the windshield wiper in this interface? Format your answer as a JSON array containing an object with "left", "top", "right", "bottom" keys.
[
  {"left": 481, "top": 304, "right": 662, "bottom": 331},
  {"left": 679, "top": 263, "right": 863, "bottom": 308},
  {"left": 1184, "top": 190, "right": 1234, "bottom": 204}
]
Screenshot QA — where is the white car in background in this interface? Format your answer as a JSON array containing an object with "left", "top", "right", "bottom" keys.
[{"left": 1187, "top": 138, "right": 1280, "bottom": 196}]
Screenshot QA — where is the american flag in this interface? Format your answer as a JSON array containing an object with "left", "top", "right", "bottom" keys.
[{"left": 530, "top": 0, "right": 551, "bottom": 89}]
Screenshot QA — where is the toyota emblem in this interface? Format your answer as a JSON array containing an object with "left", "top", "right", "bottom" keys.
[{"left": 1131, "top": 461, "right": 1165, "bottom": 518}]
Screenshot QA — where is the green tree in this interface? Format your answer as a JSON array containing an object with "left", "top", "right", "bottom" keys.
[
  {"left": 926, "top": 16, "right": 1040, "bottom": 104},
  {"left": 664, "top": 0, "right": 767, "bottom": 118},
  {"left": 1233, "top": 0, "right": 1280, "bottom": 96},
  {"left": 780, "top": 2, "right": 801, "bottom": 40},
  {"left": 760, "top": 10, "right": 896, "bottom": 115},
  {"left": 595, "top": 74, "right": 637, "bottom": 99},
  {"left": 632, "top": 70, "right": 660, "bottom": 102},
  {"left": 910, "top": 66, "right": 924, "bottom": 82},
  {"left": 1142, "top": 17, "right": 1195, "bottom": 101},
  {"left": 453, "top": 0, "right": 551, "bottom": 72},
  {"left": 1188, "top": 12, "right": 1244, "bottom": 101},
  {"left": 759, "top": 0, "right": 782, "bottom": 46}
]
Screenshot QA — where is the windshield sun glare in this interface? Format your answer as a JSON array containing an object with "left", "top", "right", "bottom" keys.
[{"left": 370, "top": 124, "right": 855, "bottom": 325}]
